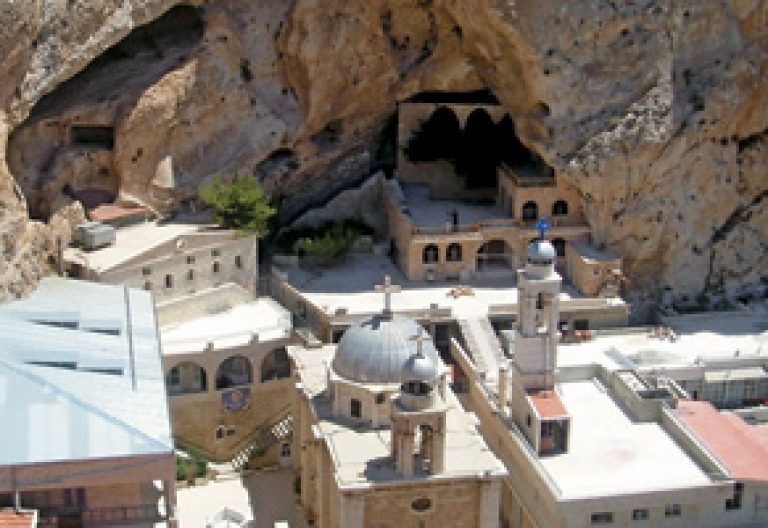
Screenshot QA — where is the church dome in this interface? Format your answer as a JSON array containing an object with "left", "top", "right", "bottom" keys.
[
  {"left": 527, "top": 238, "right": 556, "bottom": 262},
  {"left": 332, "top": 314, "right": 439, "bottom": 384},
  {"left": 402, "top": 352, "right": 438, "bottom": 383}
]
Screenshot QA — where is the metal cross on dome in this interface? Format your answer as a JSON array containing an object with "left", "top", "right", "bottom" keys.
[
  {"left": 375, "top": 274, "right": 401, "bottom": 318},
  {"left": 535, "top": 217, "right": 552, "bottom": 239},
  {"left": 409, "top": 326, "right": 432, "bottom": 357}
]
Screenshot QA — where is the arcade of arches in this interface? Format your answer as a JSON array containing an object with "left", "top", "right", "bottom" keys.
[{"left": 405, "top": 106, "right": 550, "bottom": 189}]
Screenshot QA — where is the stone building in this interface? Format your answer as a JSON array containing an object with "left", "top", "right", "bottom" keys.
[
  {"left": 448, "top": 238, "right": 768, "bottom": 528},
  {"left": 288, "top": 288, "right": 507, "bottom": 527},
  {"left": 63, "top": 217, "right": 258, "bottom": 304},
  {"left": 159, "top": 292, "right": 297, "bottom": 463},
  {"left": 0, "top": 278, "right": 176, "bottom": 527},
  {"left": 386, "top": 99, "right": 623, "bottom": 298}
]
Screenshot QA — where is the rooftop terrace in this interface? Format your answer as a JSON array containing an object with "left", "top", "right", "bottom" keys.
[
  {"left": 161, "top": 297, "right": 291, "bottom": 354},
  {"left": 538, "top": 380, "right": 711, "bottom": 499},
  {"left": 282, "top": 253, "right": 591, "bottom": 320}
]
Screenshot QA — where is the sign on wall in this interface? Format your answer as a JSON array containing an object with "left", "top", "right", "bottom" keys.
[{"left": 222, "top": 387, "right": 251, "bottom": 412}]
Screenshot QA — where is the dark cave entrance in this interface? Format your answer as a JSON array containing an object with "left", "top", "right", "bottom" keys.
[
  {"left": 403, "top": 92, "right": 549, "bottom": 189},
  {"left": 70, "top": 126, "right": 115, "bottom": 150},
  {"left": 25, "top": 4, "right": 205, "bottom": 121},
  {"left": 7, "top": 5, "right": 205, "bottom": 221}
]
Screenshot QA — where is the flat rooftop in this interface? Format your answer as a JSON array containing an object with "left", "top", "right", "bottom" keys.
[
  {"left": 557, "top": 310, "right": 768, "bottom": 370},
  {"left": 161, "top": 298, "right": 292, "bottom": 354},
  {"left": 291, "top": 346, "right": 506, "bottom": 486},
  {"left": 538, "top": 380, "right": 710, "bottom": 499},
  {"left": 283, "top": 253, "right": 592, "bottom": 320},
  {"left": 402, "top": 184, "right": 506, "bottom": 228},
  {"left": 0, "top": 278, "right": 173, "bottom": 465},
  {"left": 63, "top": 212, "right": 222, "bottom": 272}
]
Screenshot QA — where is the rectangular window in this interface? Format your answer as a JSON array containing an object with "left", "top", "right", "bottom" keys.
[
  {"left": 213, "top": 261, "right": 220, "bottom": 273},
  {"left": 212, "top": 248, "right": 221, "bottom": 257},
  {"left": 664, "top": 504, "right": 681, "bottom": 517},
  {"left": 142, "top": 267, "right": 152, "bottom": 276},
  {"left": 632, "top": 508, "right": 649, "bottom": 520},
  {"left": 235, "top": 255, "right": 243, "bottom": 269},
  {"left": 590, "top": 512, "right": 613, "bottom": 524},
  {"left": 350, "top": 398, "right": 362, "bottom": 418},
  {"left": 186, "top": 255, "right": 195, "bottom": 265}
]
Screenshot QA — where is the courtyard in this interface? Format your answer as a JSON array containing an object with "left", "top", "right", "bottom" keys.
[{"left": 176, "top": 469, "right": 307, "bottom": 528}]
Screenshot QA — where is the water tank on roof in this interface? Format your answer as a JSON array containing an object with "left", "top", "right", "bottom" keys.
[{"left": 74, "top": 222, "right": 116, "bottom": 250}]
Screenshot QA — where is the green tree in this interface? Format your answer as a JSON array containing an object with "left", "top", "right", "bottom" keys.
[{"left": 199, "top": 174, "right": 276, "bottom": 235}]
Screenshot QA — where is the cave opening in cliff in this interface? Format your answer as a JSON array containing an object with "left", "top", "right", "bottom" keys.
[
  {"left": 25, "top": 4, "right": 204, "bottom": 121},
  {"left": 70, "top": 126, "right": 115, "bottom": 150},
  {"left": 404, "top": 101, "right": 548, "bottom": 189},
  {"left": 7, "top": 5, "right": 205, "bottom": 222}
]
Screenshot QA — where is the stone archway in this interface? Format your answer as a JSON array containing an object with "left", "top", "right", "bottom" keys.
[
  {"left": 166, "top": 361, "right": 207, "bottom": 395},
  {"left": 476, "top": 239, "right": 513, "bottom": 272},
  {"left": 261, "top": 347, "right": 291, "bottom": 382},
  {"left": 216, "top": 355, "right": 252, "bottom": 389}
]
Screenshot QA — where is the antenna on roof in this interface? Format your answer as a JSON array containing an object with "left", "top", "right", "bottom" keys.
[{"left": 124, "top": 286, "right": 137, "bottom": 391}]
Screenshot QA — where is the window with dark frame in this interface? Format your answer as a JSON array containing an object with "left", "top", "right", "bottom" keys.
[{"left": 590, "top": 512, "right": 614, "bottom": 525}]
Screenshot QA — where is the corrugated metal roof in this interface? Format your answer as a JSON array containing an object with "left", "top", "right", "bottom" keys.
[{"left": 0, "top": 278, "right": 173, "bottom": 466}]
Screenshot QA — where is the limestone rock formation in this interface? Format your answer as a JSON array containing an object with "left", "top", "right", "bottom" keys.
[{"left": 1, "top": 0, "right": 767, "bottom": 310}]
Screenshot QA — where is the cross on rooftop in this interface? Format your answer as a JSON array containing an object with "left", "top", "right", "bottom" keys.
[
  {"left": 535, "top": 217, "right": 552, "bottom": 239},
  {"left": 409, "top": 326, "right": 432, "bottom": 357},
  {"left": 375, "top": 274, "right": 401, "bottom": 318}
]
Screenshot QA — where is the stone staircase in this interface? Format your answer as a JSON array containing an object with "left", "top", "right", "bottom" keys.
[
  {"left": 229, "top": 413, "right": 294, "bottom": 471},
  {"left": 458, "top": 317, "right": 505, "bottom": 389}
]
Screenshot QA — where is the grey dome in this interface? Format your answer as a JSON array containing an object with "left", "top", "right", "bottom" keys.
[
  {"left": 333, "top": 314, "right": 439, "bottom": 384},
  {"left": 402, "top": 353, "right": 438, "bottom": 383},
  {"left": 527, "top": 239, "right": 556, "bottom": 262}
]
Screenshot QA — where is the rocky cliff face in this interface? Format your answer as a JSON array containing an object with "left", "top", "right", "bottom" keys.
[{"left": 1, "top": 0, "right": 767, "bottom": 311}]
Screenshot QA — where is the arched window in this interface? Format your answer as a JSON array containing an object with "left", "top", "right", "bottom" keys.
[
  {"left": 423, "top": 244, "right": 439, "bottom": 264},
  {"left": 446, "top": 243, "right": 462, "bottom": 262},
  {"left": 522, "top": 201, "right": 538, "bottom": 221},
  {"left": 166, "top": 361, "right": 207, "bottom": 395},
  {"left": 216, "top": 355, "right": 252, "bottom": 389},
  {"left": 261, "top": 347, "right": 291, "bottom": 382},
  {"left": 552, "top": 200, "right": 568, "bottom": 217}
]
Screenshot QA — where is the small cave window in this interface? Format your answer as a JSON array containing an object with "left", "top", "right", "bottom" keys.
[{"left": 70, "top": 126, "right": 115, "bottom": 150}]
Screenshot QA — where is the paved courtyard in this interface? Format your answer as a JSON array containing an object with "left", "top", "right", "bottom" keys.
[{"left": 176, "top": 469, "right": 307, "bottom": 528}]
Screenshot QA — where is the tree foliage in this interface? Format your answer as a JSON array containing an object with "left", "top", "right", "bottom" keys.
[{"left": 199, "top": 174, "right": 276, "bottom": 234}]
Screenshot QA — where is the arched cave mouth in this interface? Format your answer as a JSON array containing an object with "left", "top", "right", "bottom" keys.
[
  {"left": 404, "top": 99, "right": 550, "bottom": 189},
  {"left": 27, "top": 4, "right": 205, "bottom": 120},
  {"left": 8, "top": 5, "right": 205, "bottom": 220}
]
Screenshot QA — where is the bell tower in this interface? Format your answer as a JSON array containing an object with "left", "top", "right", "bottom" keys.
[
  {"left": 512, "top": 219, "right": 561, "bottom": 392},
  {"left": 391, "top": 327, "right": 447, "bottom": 477}
]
